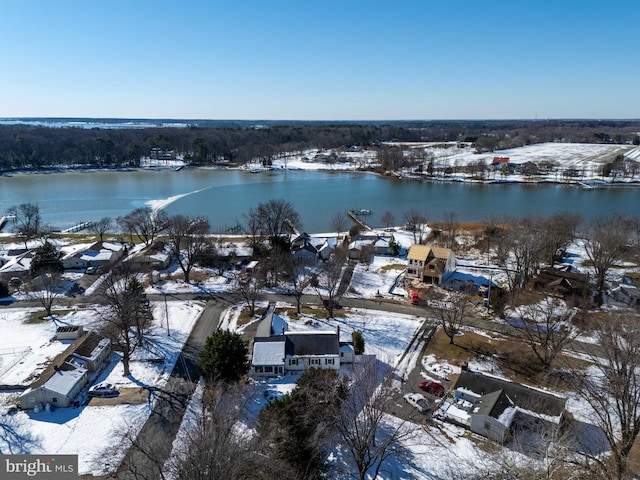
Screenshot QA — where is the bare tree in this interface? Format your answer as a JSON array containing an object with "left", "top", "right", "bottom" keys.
[
  {"left": 427, "top": 293, "right": 470, "bottom": 345},
  {"left": 516, "top": 298, "right": 579, "bottom": 370},
  {"left": 233, "top": 268, "right": 264, "bottom": 317},
  {"left": 570, "top": 313, "right": 640, "bottom": 480},
  {"left": 496, "top": 216, "right": 545, "bottom": 297},
  {"left": 8, "top": 202, "right": 41, "bottom": 248},
  {"left": 482, "top": 214, "right": 504, "bottom": 262},
  {"left": 334, "top": 357, "right": 414, "bottom": 480},
  {"left": 27, "top": 272, "right": 63, "bottom": 317},
  {"left": 330, "top": 212, "right": 349, "bottom": 240},
  {"left": 284, "top": 255, "right": 315, "bottom": 314},
  {"left": 165, "top": 215, "right": 210, "bottom": 283},
  {"left": 89, "top": 216, "right": 113, "bottom": 242},
  {"left": 100, "top": 272, "right": 153, "bottom": 376},
  {"left": 245, "top": 199, "right": 299, "bottom": 246},
  {"left": 313, "top": 245, "right": 348, "bottom": 318},
  {"left": 381, "top": 210, "right": 395, "bottom": 230},
  {"left": 442, "top": 211, "right": 459, "bottom": 249},
  {"left": 403, "top": 208, "right": 428, "bottom": 244},
  {"left": 583, "top": 215, "right": 632, "bottom": 302},
  {"left": 171, "top": 383, "right": 263, "bottom": 480},
  {"left": 117, "top": 207, "right": 167, "bottom": 247},
  {"left": 541, "top": 211, "right": 581, "bottom": 266}
]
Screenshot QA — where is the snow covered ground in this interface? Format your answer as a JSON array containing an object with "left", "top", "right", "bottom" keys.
[
  {"left": 268, "top": 142, "right": 640, "bottom": 184},
  {"left": 0, "top": 301, "right": 203, "bottom": 476},
  {"left": 1, "top": 220, "right": 636, "bottom": 478}
]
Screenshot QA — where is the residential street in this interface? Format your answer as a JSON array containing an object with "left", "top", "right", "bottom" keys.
[{"left": 66, "top": 288, "right": 603, "bottom": 479}]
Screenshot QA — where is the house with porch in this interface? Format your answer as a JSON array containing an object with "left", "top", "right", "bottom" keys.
[
  {"left": 406, "top": 245, "right": 456, "bottom": 285},
  {"left": 251, "top": 307, "right": 345, "bottom": 377}
]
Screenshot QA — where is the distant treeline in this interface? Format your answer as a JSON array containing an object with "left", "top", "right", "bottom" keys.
[{"left": 0, "top": 119, "right": 638, "bottom": 171}]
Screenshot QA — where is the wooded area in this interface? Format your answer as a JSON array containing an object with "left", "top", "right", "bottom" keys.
[{"left": 0, "top": 119, "right": 638, "bottom": 171}]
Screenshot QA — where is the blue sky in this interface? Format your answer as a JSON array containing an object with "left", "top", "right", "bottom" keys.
[{"left": 0, "top": 1, "right": 638, "bottom": 120}]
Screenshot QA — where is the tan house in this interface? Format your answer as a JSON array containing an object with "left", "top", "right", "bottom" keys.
[{"left": 406, "top": 245, "right": 456, "bottom": 285}]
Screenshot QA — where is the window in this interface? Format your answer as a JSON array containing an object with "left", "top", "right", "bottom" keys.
[
  {"left": 310, "top": 358, "right": 321, "bottom": 365},
  {"left": 264, "top": 366, "right": 273, "bottom": 373},
  {"left": 484, "top": 421, "right": 491, "bottom": 431},
  {"left": 28, "top": 397, "right": 35, "bottom": 404},
  {"left": 325, "top": 358, "right": 334, "bottom": 365},
  {"left": 52, "top": 397, "right": 58, "bottom": 403},
  {"left": 289, "top": 359, "right": 298, "bottom": 366}
]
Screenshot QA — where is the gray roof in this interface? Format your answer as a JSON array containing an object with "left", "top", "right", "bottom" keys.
[
  {"left": 256, "top": 307, "right": 289, "bottom": 338},
  {"left": 473, "top": 389, "right": 514, "bottom": 419},
  {"left": 455, "top": 371, "right": 566, "bottom": 418},
  {"left": 285, "top": 331, "right": 339, "bottom": 356}
]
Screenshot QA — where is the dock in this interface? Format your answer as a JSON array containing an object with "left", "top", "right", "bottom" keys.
[
  {"left": 0, "top": 215, "right": 15, "bottom": 232},
  {"left": 349, "top": 208, "right": 372, "bottom": 215},
  {"left": 347, "top": 211, "right": 372, "bottom": 231},
  {"left": 61, "top": 221, "right": 94, "bottom": 233}
]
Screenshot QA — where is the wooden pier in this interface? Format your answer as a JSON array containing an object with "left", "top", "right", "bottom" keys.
[
  {"left": 61, "top": 221, "right": 94, "bottom": 233},
  {"left": 347, "top": 211, "right": 372, "bottom": 231}
]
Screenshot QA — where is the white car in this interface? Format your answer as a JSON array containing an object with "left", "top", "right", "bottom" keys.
[
  {"left": 88, "top": 383, "right": 118, "bottom": 398},
  {"left": 404, "top": 393, "right": 430, "bottom": 414}
]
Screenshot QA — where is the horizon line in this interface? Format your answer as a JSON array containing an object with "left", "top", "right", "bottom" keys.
[{"left": 1, "top": 116, "right": 640, "bottom": 123}]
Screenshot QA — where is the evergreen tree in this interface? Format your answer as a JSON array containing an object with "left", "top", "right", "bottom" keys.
[
  {"left": 29, "top": 241, "right": 63, "bottom": 277},
  {"left": 199, "top": 330, "right": 250, "bottom": 383},
  {"left": 352, "top": 330, "right": 365, "bottom": 355}
]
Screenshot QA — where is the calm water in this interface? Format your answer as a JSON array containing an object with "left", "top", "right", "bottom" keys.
[{"left": 0, "top": 168, "right": 638, "bottom": 232}]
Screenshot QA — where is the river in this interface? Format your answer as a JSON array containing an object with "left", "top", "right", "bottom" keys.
[{"left": 0, "top": 168, "right": 638, "bottom": 233}]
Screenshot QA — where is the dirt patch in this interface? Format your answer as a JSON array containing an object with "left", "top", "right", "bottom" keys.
[
  {"left": 88, "top": 387, "right": 149, "bottom": 406},
  {"left": 426, "top": 326, "right": 587, "bottom": 391}
]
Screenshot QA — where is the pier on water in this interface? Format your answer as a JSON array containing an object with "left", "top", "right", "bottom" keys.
[
  {"left": 0, "top": 215, "right": 16, "bottom": 232},
  {"left": 348, "top": 210, "right": 373, "bottom": 231},
  {"left": 61, "top": 221, "right": 94, "bottom": 233}
]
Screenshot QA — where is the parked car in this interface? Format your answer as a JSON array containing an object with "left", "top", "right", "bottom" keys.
[
  {"left": 419, "top": 381, "right": 445, "bottom": 396},
  {"left": 85, "top": 266, "right": 97, "bottom": 275},
  {"left": 88, "top": 383, "right": 118, "bottom": 398},
  {"left": 404, "top": 393, "right": 430, "bottom": 414}
]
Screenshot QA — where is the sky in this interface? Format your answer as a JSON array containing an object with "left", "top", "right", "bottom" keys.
[{"left": 0, "top": 0, "right": 638, "bottom": 121}]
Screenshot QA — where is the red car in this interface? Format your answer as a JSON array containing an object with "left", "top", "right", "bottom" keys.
[{"left": 419, "top": 381, "right": 444, "bottom": 396}]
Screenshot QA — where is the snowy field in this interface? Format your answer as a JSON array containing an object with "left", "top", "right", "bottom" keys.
[{"left": 267, "top": 142, "right": 640, "bottom": 183}]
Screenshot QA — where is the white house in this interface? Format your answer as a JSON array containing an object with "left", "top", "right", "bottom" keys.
[
  {"left": 19, "top": 330, "right": 111, "bottom": 409},
  {"left": 63, "top": 241, "right": 126, "bottom": 270},
  {"left": 444, "top": 371, "right": 567, "bottom": 443},
  {"left": 0, "top": 249, "right": 33, "bottom": 280},
  {"left": 252, "top": 306, "right": 345, "bottom": 377}
]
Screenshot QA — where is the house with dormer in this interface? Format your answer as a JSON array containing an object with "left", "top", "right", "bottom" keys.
[
  {"left": 406, "top": 244, "right": 456, "bottom": 285},
  {"left": 251, "top": 306, "right": 347, "bottom": 377}
]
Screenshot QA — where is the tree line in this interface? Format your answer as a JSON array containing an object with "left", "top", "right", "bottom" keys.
[{"left": 1, "top": 119, "right": 639, "bottom": 171}]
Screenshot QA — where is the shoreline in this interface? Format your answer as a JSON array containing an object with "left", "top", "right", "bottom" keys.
[{"left": 2, "top": 163, "right": 640, "bottom": 189}]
